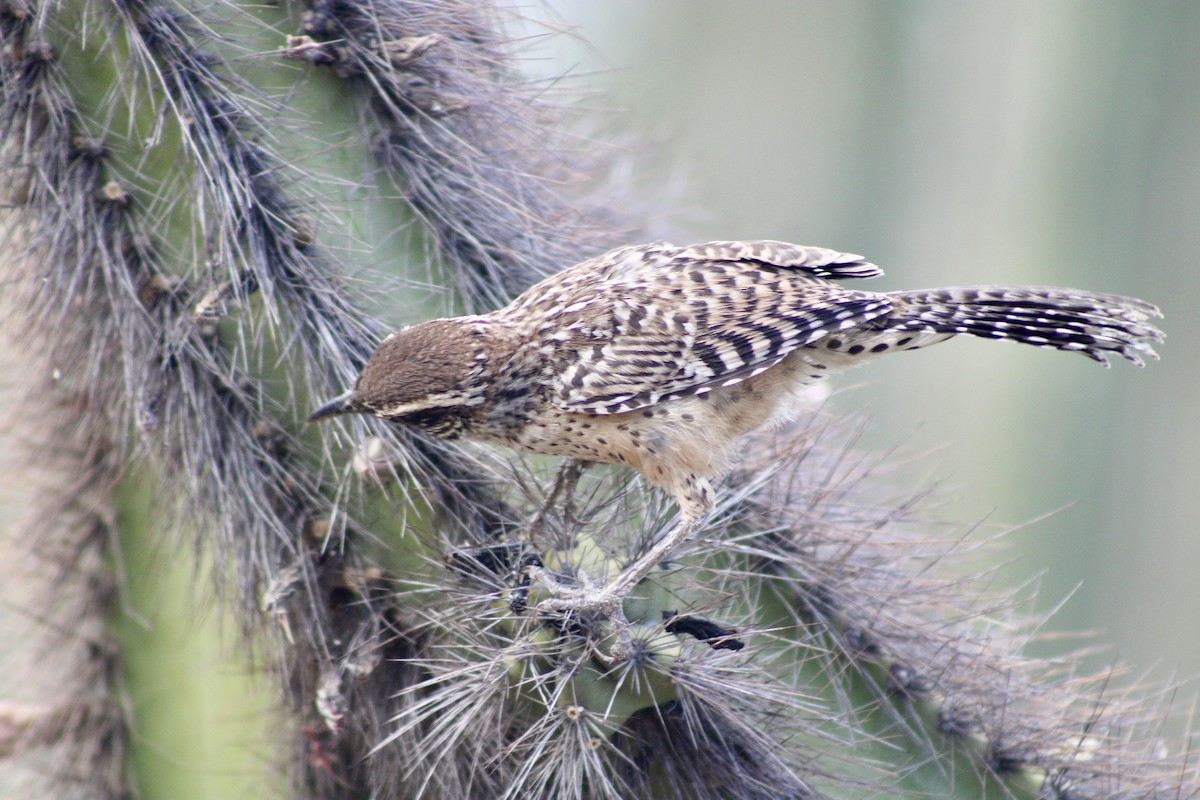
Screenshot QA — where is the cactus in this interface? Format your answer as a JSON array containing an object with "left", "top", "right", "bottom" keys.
[{"left": 0, "top": 2, "right": 1193, "bottom": 798}]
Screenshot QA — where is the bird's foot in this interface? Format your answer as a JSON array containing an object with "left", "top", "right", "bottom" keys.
[
  {"left": 520, "top": 515, "right": 704, "bottom": 662},
  {"left": 528, "top": 568, "right": 623, "bottom": 615},
  {"left": 523, "top": 565, "right": 633, "bottom": 662}
]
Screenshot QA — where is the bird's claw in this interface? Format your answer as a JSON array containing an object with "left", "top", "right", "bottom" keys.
[{"left": 521, "top": 565, "right": 633, "bottom": 661}]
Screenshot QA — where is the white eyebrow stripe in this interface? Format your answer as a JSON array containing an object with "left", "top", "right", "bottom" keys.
[
  {"left": 376, "top": 392, "right": 467, "bottom": 417},
  {"left": 377, "top": 400, "right": 435, "bottom": 417}
]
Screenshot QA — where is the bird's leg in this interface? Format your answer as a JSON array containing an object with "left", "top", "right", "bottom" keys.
[
  {"left": 529, "top": 472, "right": 714, "bottom": 660},
  {"left": 532, "top": 514, "right": 704, "bottom": 609},
  {"left": 526, "top": 458, "right": 589, "bottom": 548},
  {"left": 527, "top": 514, "right": 705, "bottom": 661},
  {"left": 557, "top": 459, "right": 589, "bottom": 532}
]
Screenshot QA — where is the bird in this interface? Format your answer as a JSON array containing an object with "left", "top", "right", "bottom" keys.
[{"left": 308, "top": 240, "right": 1163, "bottom": 643}]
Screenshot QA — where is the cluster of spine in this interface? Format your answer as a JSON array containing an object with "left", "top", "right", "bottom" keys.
[
  {"left": 285, "top": 0, "right": 631, "bottom": 312},
  {"left": 0, "top": 6, "right": 130, "bottom": 795},
  {"left": 1, "top": 1, "right": 1195, "bottom": 800},
  {"left": 1, "top": 1, "right": 393, "bottom": 795},
  {"left": 727, "top": 426, "right": 1192, "bottom": 799}
]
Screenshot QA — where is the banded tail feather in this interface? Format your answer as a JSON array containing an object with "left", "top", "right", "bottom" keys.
[{"left": 884, "top": 287, "right": 1164, "bottom": 366}]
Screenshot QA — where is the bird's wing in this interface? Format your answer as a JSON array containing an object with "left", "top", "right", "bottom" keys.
[
  {"left": 663, "top": 240, "right": 885, "bottom": 280},
  {"left": 549, "top": 242, "right": 894, "bottom": 415}
]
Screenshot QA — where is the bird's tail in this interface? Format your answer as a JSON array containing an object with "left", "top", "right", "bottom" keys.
[{"left": 885, "top": 287, "right": 1164, "bottom": 366}]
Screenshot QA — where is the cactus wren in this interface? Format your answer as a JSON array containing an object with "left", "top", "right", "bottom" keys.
[{"left": 310, "top": 240, "right": 1163, "bottom": 630}]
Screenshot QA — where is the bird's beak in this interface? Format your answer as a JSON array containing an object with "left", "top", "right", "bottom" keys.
[{"left": 307, "top": 390, "right": 357, "bottom": 423}]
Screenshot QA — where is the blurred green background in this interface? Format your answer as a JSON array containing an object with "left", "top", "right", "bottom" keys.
[{"left": 525, "top": 1, "right": 1199, "bottom": 686}]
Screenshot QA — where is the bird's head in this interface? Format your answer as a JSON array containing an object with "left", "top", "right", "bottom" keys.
[{"left": 307, "top": 318, "right": 489, "bottom": 426}]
